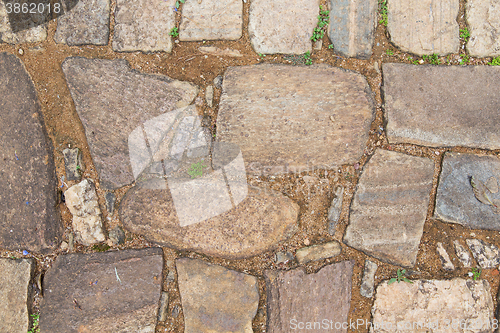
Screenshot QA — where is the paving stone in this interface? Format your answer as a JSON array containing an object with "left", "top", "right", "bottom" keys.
[
  {"left": 108, "top": 226, "right": 125, "bottom": 245},
  {"left": 437, "top": 242, "right": 455, "bottom": 271},
  {"left": 328, "top": 0, "right": 377, "bottom": 59},
  {"left": 265, "top": 260, "right": 354, "bottom": 333},
  {"left": 40, "top": 248, "right": 163, "bottom": 332},
  {"left": 384, "top": 64, "right": 500, "bottom": 149},
  {"left": 177, "top": 258, "right": 259, "bottom": 333},
  {"left": 387, "top": 0, "right": 459, "bottom": 55},
  {"left": 179, "top": 0, "right": 242, "bottom": 41},
  {"left": 54, "top": 0, "right": 109, "bottom": 45},
  {"left": 63, "top": 148, "right": 84, "bottom": 181},
  {"left": 248, "top": 0, "right": 319, "bottom": 54},
  {"left": 360, "top": 259, "right": 377, "bottom": 298},
  {"left": 0, "top": 258, "right": 34, "bottom": 333},
  {"left": 454, "top": 240, "right": 473, "bottom": 268},
  {"left": 435, "top": 153, "right": 500, "bottom": 230},
  {"left": 113, "top": 0, "right": 176, "bottom": 52},
  {"left": 295, "top": 241, "right": 342, "bottom": 264},
  {"left": 0, "top": 53, "right": 61, "bottom": 253},
  {"left": 467, "top": 0, "right": 500, "bottom": 57},
  {"left": 199, "top": 46, "right": 244, "bottom": 57},
  {"left": 217, "top": 64, "right": 374, "bottom": 175},
  {"left": 0, "top": 3, "right": 47, "bottom": 43},
  {"left": 372, "top": 279, "right": 494, "bottom": 332},
  {"left": 62, "top": 57, "right": 198, "bottom": 190},
  {"left": 467, "top": 239, "right": 500, "bottom": 269},
  {"left": 157, "top": 291, "right": 169, "bottom": 322},
  {"left": 327, "top": 185, "right": 343, "bottom": 236},
  {"left": 105, "top": 191, "right": 116, "bottom": 214},
  {"left": 344, "top": 149, "right": 434, "bottom": 267}
]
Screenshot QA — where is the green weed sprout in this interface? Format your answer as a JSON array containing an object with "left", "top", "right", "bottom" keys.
[
  {"left": 469, "top": 267, "right": 482, "bottom": 280},
  {"left": 175, "top": 0, "right": 185, "bottom": 8},
  {"left": 379, "top": 0, "right": 388, "bottom": 26},
  {"left": 311, "top": 6, "right": 329, "bottom": 42},
  {"left": 188, "top": 162, "right": 206, "bottom": 179},
  {"left": 169, "top": 27, "right": 179, "bottom": 38},
  {"left": 304, "top": 51, "right": 313, "bottom": 65},
  {"left": 488, "top": 56, "right": 500, "bottom": 66},
  {"left": 459, "top": 28, "right": 470, "bottom": 41},
  {"left": 388, "top": 268, "right": 413, "bottom": 284},
  {"left": 28, "top": 313, "right": 40, "bottom": 333}
]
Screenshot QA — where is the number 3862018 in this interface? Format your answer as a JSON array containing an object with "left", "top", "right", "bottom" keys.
[{"left": 5, "top": 2, "right": 61, "bottom": 14}]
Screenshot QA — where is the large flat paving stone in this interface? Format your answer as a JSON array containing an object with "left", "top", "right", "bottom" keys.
[
  {"left": 435, "top": 152, "right": 500, "bottom": 231},
  {"left": 467, "top": 0, "right": 500, "bottom": 57},
  {"left": 0, "top": 258, "right": 34, "bottom": 333},
  {"left": 344, "top": 149, "right": 434, "bottom": 267},
  {"left": 265, "top": 261, "right": 354, "bottom": 333},
  {"left": 0, "top": 53, "right": 61, "bottom": 253},
  {"left": 384, "top": 64, "right": 500, "bottom": 149},
  {"left": 217, "top": 64, "right": 375, "bottom": 175},
  {"left": 248, "top": 0, "right": 319, "bottom": 54},
  {"left": 177, "top": 258, "right": 259, "bottom": 333},
  {"left": 40, "top": 248, "right": 163, "bottom": 332},
  {"left": 179, "top": 0, "right": 242, "bottom": 42},
  {"left": 388, "top": 0, "right": 459, "bottom": 55},
  {"left": 62, "top": 57, "right": 198, "bottom": 190}
]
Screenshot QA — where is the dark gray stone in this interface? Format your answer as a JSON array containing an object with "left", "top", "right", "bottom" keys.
[
  {"left": 63, "top": 148, "right": 84, "bottom": 181},
  {"left": 466, "top": 239, "right": 500, "bottom": 269},
  {"left": 108, "top": 226, "right": 125, "bottom": 245},
  {"left": 105, "top": 191, "right": 116, "bottom": 215},
  {"left": 327, "top": 185, "right": 343, "bottom": 236}
]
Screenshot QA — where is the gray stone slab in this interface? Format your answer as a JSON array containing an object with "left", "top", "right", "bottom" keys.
[
  {"left": 387, "top": 0, "right": 459, "bottom": 55},
  {"left": 248, "top": 0, "right": 319, "bottom": 54},
  {"left": 384, "top": 64, "right": 500, "bottom": 149},
  {"left": 454, "top": 240, "right": 473, "bottom": 268},
  {"left": 467, "top": 0, "right": 500, "bottom": 57},
  {"left": 0, "top": 3, "right": 47, "bottom": 43},
  {"left": 40, "top": 248, "right": 163, "bottom": 332},
  {"left": 179, "top": 0, "right": 242, "bottom": 41},
  {"left": 265, "top": 261, "right": 354, "bottom": 333},
  {"left": 360, "top": 259, "right": 377, "bottom": 298},
  {"left": 344, "top": 149, "right": 434, "bottom": 267},
  {"left": 0, "top": 53, "right": 61, "bottom": 253},
  {"left": 328, "top": 0, "right": 377, "bottom": 59},
  {"left": 295, "top": 241, "right": 342, "bottom": 264},
  {"left": 177, "top": 258, "right": 259, "bottom": 333},
  {"left": 467, "top": 239, "right": 500, "bottom": 269}
]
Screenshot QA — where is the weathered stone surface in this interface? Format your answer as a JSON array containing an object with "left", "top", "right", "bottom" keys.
[
  {"left": 108, "top": 226, "right": 125, "bottom": 245},
  {"left": 205, "top": 85, "right": 214, "bottom": 108},
  {"left": 437, "top": 242, "right": 455, "bottom": 271},
  {"left": 329, "top": 0, "right": 377, "bottom": 58},
  {"left": 54, "top": 0, "right": 109, "bottom": 45},
  {"left": 454, "top": 240, "right": 473, "bottom": 268},
  {"left": 105, "top": 191, "right": 116, "bottom": 214},
  {"left": 62, "top": 57, "right": 198, "bottom": 190},
  {"left": 467, "top": 0, "right": 500, "bottom": 57},
  {"left": 0, "top": 3, "right": 47, "bottom": 43},
  {"left": 199, "top": 46, "right": 243, "bottom": 57},
  {"left": 0, "top": 53, "right": 61, "bottom": 253},
  {"left": 327, "top": 185, "right": 343, "bottom": 236},
  {"left": 360, "top": 259, "right": 377, "bottom": 298},
  {"left": 248, "top": 0, "right": 319, "bottom": 54},
  {"left": 295, "top": 241, "right": 342, "bottom": 264},
  {"left": 0, "top": 258, "right": 34, "bottom": 333},
  {"left": 467, "top": 239, "right": 500, "bottom": 269},
  {"left": 217, "top": 64, "right": 374, "bottom": 174},
  {"left": 344, "top": 149, "right": 434, "bottom": 267},
  {"left": 40, "top": 248, "right": 163, "bottom": 332},
  {"left": 213, "top": 75, "right": 223, "bottom": 89},
  {"left": 384, "top": 64, "right": 500, "bottom": 149},
  {"left": 265, "top": 261, "right": 354, "bottom": 333},
  {"left": 371, "top": 279, "right": 494, "bottom": 332},
  {"left": 435, "top": 153, "right": 500, "bottom": 230},
  {"left": 387, "top": 0, "right": 459, "bottom": 55},
  {"left": 177, "top": 258, "right": 258, "bottom": 333},
  {"left": 179, "top": 0, "right": 242, "bottom": 41},
  {"left": 157, "top": 291, "right": 169, "bottom": 322},
  {"left": 63, "top": 148, "right": 84, "bottom": 181},
  {"left": 275, "top": 251, "right": 294, "bottom": 264},
  {"left": 113, "top": 0, "right": 175, "bottom": 52}
]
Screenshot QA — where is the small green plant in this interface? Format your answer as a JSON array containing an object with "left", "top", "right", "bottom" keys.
[
  {"left": 488, "top": 56, "right": 500, "bottom": 66},
  {"left": 328, "top": 44, "right": 334, "bottom": 49},
  {"left": 386, "top": 49, "right": 394, "bottom": 56},
  {"left": 92, "top": 243, "right": 110, "bottom": 252},
  {"left": 469, "top": 267, "right": 482, "bottom": 280},
  {"left": 188, "top": 162, "right": 206, "bottom": 179},
  {"left": 28, "top": 313, "right": 40, "bottom": 333},
  {"left": 169, "top": 27, "right": 179, "bottom": 38},
  {"left": 175, "top": 0, "right": 185, "bottom": 8},
  {"left": 459, "top": 54, "right": 470, "bottom": 65},
  {"left": 459, "top": 28, "right": 470, "bottom": 41},
  {"left": 258, "top": 53, "right": 266, "bottom": 59},
  {"left": 422, "top": 53, "right": 441, "bottom": 65},
  {"left": 388, "top": 269, "right": 413, "bottom": 284},
  {"left": 303, "top": 51, "right": 313, "bottom": 65},
  {"left": 407, "top": 56, "right": 419, "bottom": 65},
  {"left": 379, "top": 0, "right": 388, "bottom": 26},
  {"left": 311, "top": 6, "right": 329, "bottom": 42}
]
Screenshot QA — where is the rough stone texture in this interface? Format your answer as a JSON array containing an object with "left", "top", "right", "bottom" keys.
[
  {"left": 435, "top": 153, "right": 500, "bottom": 230},
  {"left": 329, "top": 0, "right": 377, "bottom": 58},
  {"left": 55, "top": 0, "right": 110, "bottom": 45},
  {"left": 275, "top": 251, "right": 294, "bottom": 265},
  {"left": 65, "top": 179, "right": 105, "bottom": 246},
  {"left": 371, "top": 279, "right": 494, "bottom": 333},
  {"left": 384, "top": 64, "right": 500, "bottom": 149},
  {"left": 437, "top": 242, "right": 455, "bottom": 271},
  {"left": 248, "top": 0, "right": 319, "bottom": 54},
  {"left": 105, "top": 191, "right": 116, "bottom": 214},
  {"left": 387, "top": 0, "right": 459, "bottom": 55},
  {"left": 265, "top": 261, "right": 354, "bottom": 333},
  {"left": 113, "top": 0, "right": 175, "bottom": 52},
  {"left": 179, "top": 0, "right": 242, "bottom": 41},
  {"left": 360, "top": 259, "right": 377, "bottom": 298},
  {"left": 205, "top": 85, "right": 214, "bottom": 108},
  {"left": 157, "top": 291, "right": 169, "bottom": 322},
  {"left": 199, "top": 46, "right": 243, "bottom": 57},
  {"left": 108, "top": 226, "right": 125, "bottom": 245},
  {"left": 467, "top": 0, "right": 500, "bottom": 57},
  {"left": 0, "top": 2, "right": 47, "bottom": 43},
  {"left": 62, "top": 57, "right": 198, "bottom": 190},
  {"left": 40, "top": 248, "right": 163, "bottom": 332},
  {"left": 454, "top": 240, "right": 473, "bottom": 268},
  {"left": 217, "top": 64, "right": 374, "bottom": 175},
  {"left": 63, "top": 148, "right": 84, "bottom": 181},
  {"left": 295, "top": 241, "right": 342, "bottom": 264},
  {"left": 327, "top": 185, "right": 343, "bottom": 236},
  {"left": 0, "top": 258, "right": 34, "bottom": 333},
  {"left": 344, "top": 149, "right": 434, "bottom": 267},
  {"left": 0, "top": 53, "right": 61, "bottom": 253},
  {"left": 177, "top": 258, "right": 259, "bottom": 333},
  {"left": 467, "top": 239, "right": 500, "bottom": 269}
]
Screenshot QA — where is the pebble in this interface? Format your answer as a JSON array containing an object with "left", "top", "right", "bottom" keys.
[
  {"left": 105, "top": 192, "right": 116, "bottom": 215},
  {"left": 360, "top": 260, "right": 378, "bottom": 298},
  {"left": 436, "top": 242, "right": 455, "bottom": 271},
  {"left": 213, "top": 75, "right": 223, "bottom": 89},
  {"left": 275, "top": 251, "right": 294, "bottom": 264},
  {"left": 453, "top": 240, "right": 472, "bottom": 268},
  {"left": 18, "top": 48, "right": 23, "bottom": 55},
  {"left": 108, "top": 226, "right": 125, "bottom": 245},
  {"left": 157, "top": 292, "right": 169, "bottom": 322},
  {"left": 295, "top": 241, "right": 342, "bottom": 264}
]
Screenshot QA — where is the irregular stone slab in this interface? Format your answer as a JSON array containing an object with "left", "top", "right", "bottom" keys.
[
  {"left": 265, "top": 261, "right": 354, "bottom": 333},
  {"left": 435, "top": 153, "right": 500, "bottom": 230},
  {"left": 63, "top": 148, "right": 84, "bottom": 181},
  {"left": 437, "top": 242, "right": 455, "bottom": 271},
  {"left": 248, "top": 0, "right": 319, "bottom": 54},
  {"left": 217, "top": 64, "right": 374, "bottom": 174},
  {"left": 179, "top": 0, "right": 242, "bottom": 41},
  {"left": 0, "top": 53, "right": 61, "bottom": 253},
  {"left": 62, "top": 57, "right": 198, "bottom": 190},
  {"left": 329, "top": 0, "right": 377, "bottom": 59},
  {"left": 275, "top": 251, "right": 294, "bottom": 264},
  {"left": 0, "top": 3, "right": 47, "bottom": 43},
  {"left": 295, "top": 241, "right": 342, "bottom": 264},
  {"left": 454, "top": 240, "right": 473, "bottom": 268},
  {"left": 344, "top": 149, "right": 434, "bottom": 267},
  {"left": 177, "top": 258, "right": 258, "bottom": 333},
  {"left": 387, "top": 0, "right": 459, "bottom": 55},
  {"left": 360, "top": 259, "right": 377, "bottom": 298},
  {"left": 40, "top": 248, "right": 163, "bottom": 332},
  {"left": 327, "top": 185, "right": 343, "bottom": 236},
  {"left": 54, "top": 0, "right": 109, "bottom": 45},
  {"left": 467, "top": 239, "right": 500, "bottom": 269},
  {"left": 113, "top": 0, "right": 175, "bottom": 52},
  {"left": 384, "top": 64, "right": 500, "bottom": 149},
  {"left": 372, "top": 279, "right": 494, "bottom": 332},
  {"left": 467, "top": 0, "right": 500, "bottom": 57},
  {"left": 0, "top": 258, "right": 34, "bottom": 333}
]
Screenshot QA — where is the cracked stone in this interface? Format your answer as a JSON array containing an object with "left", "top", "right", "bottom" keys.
[
  {"left": 466, "top": 239, "right": 500, "bottom": 269},
  {"left": 437, "top": 242, "right": 455, "bottom": 271},
  {"left": 467, "top": 0, "right": 500, "bottom": 57}
]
